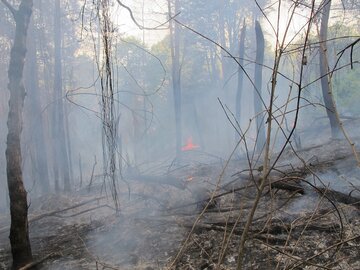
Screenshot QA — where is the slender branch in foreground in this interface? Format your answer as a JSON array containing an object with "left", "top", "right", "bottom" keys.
[
  {"left": 1, "top": 0, "right": 17, "bottom": 17},
  {"left": 115, "top": 0, "right": 176, "bottom": 30}
]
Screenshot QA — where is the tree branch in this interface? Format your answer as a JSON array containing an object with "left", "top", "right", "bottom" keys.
[
  {"left": 115, "top": 0, "right": 173, "bottom": 30},
  {"left": 1, "top": 0, "right": 17, "bottom": 18},
  {"left": 336, "top": 37, "right": 360, "bottom": 69}
]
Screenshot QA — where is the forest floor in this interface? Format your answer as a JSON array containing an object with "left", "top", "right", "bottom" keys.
[{"left": 0, "top": 139, "right": 360, "bottom": 269}]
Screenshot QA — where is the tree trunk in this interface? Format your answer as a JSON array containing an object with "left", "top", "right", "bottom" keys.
[
  {"left": 253, "top": 20, "right": 266, "bottom": 154},
  {"left": 235, "top": 21, "right": 246, "bottom": 135},
  {"left": 168, "top": 0, "right": 182, "bottom": 157},
  {"left": 26, "top": 17, "right": 50, "bottom": 194},
  {"left": 54, "top": 0, "right": 71, "bottom": 191},
  {"left": 64, "top": 100, "right": 74, "bottom": 183},
  {"left": 219, "top": 3, "right": 227, "bottom": 83},
  {"left": 209, "top": 45, "right": 220, "bottom": 86},
  {"left": 319, "top": 0, "right": 340, "bottom": 138},
  {"left": 2, "top": 0, "right": 34, "bottom": 268}
]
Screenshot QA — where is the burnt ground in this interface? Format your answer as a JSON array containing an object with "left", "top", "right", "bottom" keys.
[{"left": 1, "top": 139, "right": 360, "bottom": 269}]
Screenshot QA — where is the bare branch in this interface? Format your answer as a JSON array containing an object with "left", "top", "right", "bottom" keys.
[
  {"left": 1, "top": 0, "right": 17, "bottom": 17},
  {"left": 336, "top": 37, "right": 360, "bottom": 69},
  {"left": 115, "top": 0, "right": 173, "bottom": 30}
]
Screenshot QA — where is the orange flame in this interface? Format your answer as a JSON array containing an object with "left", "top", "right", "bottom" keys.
[{"left": 181, "top": 137, "right": 199, "bottom": 151}]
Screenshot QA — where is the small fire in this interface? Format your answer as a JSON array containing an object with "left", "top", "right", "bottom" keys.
[{"left": 181, "top": 137, "right": 199, "bottom": 151}]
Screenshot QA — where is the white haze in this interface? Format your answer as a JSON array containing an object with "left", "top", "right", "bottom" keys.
[{"left": 0, "top": 0, "right": 359, "bottom": 269}]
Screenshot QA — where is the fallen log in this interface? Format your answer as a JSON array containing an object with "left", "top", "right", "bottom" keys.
[
  {"left": 0, "top": 196, "right": 106, "bottom": 234},
  {"left": 181, "top": 218, "right": 341, "bottom": 241},
  {"left": 271, "top": 179, "right": 360, "bottom": 208},
  {"left": 271, "top": 180, "right": 304, "bottom": 195},
  {"left": 318, "top": 187, "right": 360, "bottom": 207}
]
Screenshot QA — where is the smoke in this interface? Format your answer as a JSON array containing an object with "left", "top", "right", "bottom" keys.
[{"left": 0, "top": 1, "right": 359, "bottom": 269}]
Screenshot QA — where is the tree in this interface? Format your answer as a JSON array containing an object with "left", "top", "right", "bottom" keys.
[
  {"left": 168, "top": 0, "right": 182, "bottom": 157},
  {"left": 318, "top": 0, "right": 341, "bottom": 138},
  {"left": 1, "top": 0, "right": 34, "bottom": 268},
  {"left": 235, "top": 21, "right": 246, "bottom": 138},
  {"left": 253, "top": 20, "right": 266, "bottom": 153},
  {"left": 53, "top": 0, "right": 71, "bottom": 192},
  {"left": 25, "top": 16, "right": 50, "bottom": 194}
]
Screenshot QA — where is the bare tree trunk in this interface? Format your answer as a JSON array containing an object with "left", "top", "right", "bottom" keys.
[
  {"left": 2, "top": 0, "right": 34, "bottom": 268},
  {"left": 219, "top": 4, "right": 227, "bottom": 83},
  {"left": 235, "top": 21, "right": 246, "bottom": 135},
  {"left": 318, "top": 0, "right": 340, "bottom": 138},
  {"left": 52, "top": 118, "right": 60, "bottom": 191},
  {"left": 209, "top": 46, "right": 220, "bottom": 86},
  {"left": 254, "top": 20, "right": 266, "bottom": 153},
  {"left": 168, "top": 0, "right": 182, "bottom": 157},
  {"left": 64, "top": 101, "right": 74, "bottom": 182},
  {"left": 26, "top": 17, "right": 50, "bottom": 194},
  {"left": 54, "top": 0, "right": 71, "bottom": 191}
]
